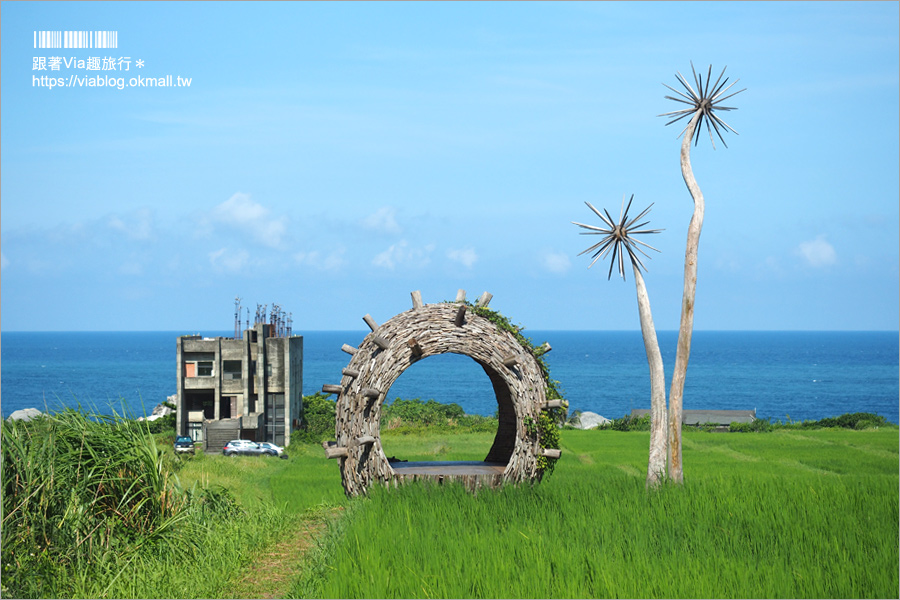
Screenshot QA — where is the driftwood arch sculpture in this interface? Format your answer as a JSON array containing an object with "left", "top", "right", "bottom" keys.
[{"left": 322, "top": 290, "right": 562, "bottom": 497}]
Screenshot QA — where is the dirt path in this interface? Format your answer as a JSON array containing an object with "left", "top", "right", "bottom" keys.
[{"left": 226, "top": 511, "right": 338, "bottom": 599}]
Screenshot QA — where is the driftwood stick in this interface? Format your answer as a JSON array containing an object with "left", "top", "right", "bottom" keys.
[
  {"left": 454, "top": 305, "right": 467, "bottom": 327},
  {"left": 372, "top": 335, "right": 390, "bottom": 350},
  {"left": 363, "top": 314, "right": 379, "bottom": 332},
  {"left": 325, "top": 446, "right": 349, "bottom": 459},
  {"left": 476, "top": 291, "right": 493, "bottom": 307},
  {"left": 407, "top": 338, "right": 424, "bottom": 357},
  {"left": 411, "top": 290, "right": 424, "bottom": 310},
  {"left": 341, "top": 344, "right": 358, "bottom": 355},
  {"left": 322, "top": 384, "right": 343, "bottom": 394},
  {"left": 455, "top": 289, "right": 466, "bottom": 303},
  {"left": 342, "top": 368, "right": 360, "bottom": 378}
]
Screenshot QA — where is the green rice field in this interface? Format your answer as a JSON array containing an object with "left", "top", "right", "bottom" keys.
[
  {"left": 290, "top": 428, "right": 898, "bottom": 599},
  {"left": 3, "top": 416, "right": 897, "bottom": 599}
]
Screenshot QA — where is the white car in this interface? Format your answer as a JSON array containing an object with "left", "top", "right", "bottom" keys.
[
  {"left": 223, "top": 439, "right": 287, "bottom": 458},
  {"left": 222, "top": 439, "right": 261, "bottom": 456},
  {"left": 258, "top": 442, "right": 288, "bottom": 459}
]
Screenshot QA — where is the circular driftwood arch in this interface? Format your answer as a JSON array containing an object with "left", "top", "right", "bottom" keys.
[{"left": 322, "top": 290, "right": 558, "bottom": 497}]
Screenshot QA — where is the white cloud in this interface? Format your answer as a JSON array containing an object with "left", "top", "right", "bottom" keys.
[
  {"left": 798, "top": 236, "right": 837, "bottom": 267},
  {"left": 541, "top": 250, "right": 571, "bottom": 274},
  {"left": 0, "top": 252, "right": 8, "bottom": 270},
  {"left": 108, "top": 208, "right": 154, "bottom": 241},
  {"left": 361, "top": 207, "right": 402, "bottom": 235},
  {"left": 209, "top": 247, "right": 249, "bottom": 272},
  {"left": 211, "top": 193, "right": 286, "bottom": 248},
  {"left": 295, "top": 248, "right": 347, "bottom": 271},
  {"left": 447, "top": 247, "right": 478, "bottom": 268},
  {"left": 373, "top": 240, "right": 434, "bottom": 270}
]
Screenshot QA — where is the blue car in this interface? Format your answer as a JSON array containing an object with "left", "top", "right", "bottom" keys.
[{"left": 174, "top": 435, "right": 195, "bottom": 454}]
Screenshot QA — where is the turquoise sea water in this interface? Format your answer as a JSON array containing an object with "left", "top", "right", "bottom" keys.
[{"left": 1, "top": 330, "right": 897, "bottom": 424}]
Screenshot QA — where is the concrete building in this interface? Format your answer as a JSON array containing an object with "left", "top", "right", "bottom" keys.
[{"left": 175, "top": 323, "right": 303, "bottom": 451}]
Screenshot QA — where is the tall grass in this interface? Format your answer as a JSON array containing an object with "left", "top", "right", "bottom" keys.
[
  {"left": 297, "top": 428, "right": 899, "bottom": 599},
  {"left": 5, "top": 409, "right": 896, "bottom": 598},
  {"left": 175, "top": 441, "right": 348, "bottom": 515},
  {"left": 0, "top": 409, "right": 293, "bottom": 598}
]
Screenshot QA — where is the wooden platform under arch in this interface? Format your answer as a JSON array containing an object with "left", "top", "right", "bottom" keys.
[{"left": 389, "top": 461, "right": 509, "bottom": 492}]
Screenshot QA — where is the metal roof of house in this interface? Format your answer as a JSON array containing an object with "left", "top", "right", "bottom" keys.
[{"left": 631, "top": 409, "right": 756, "bottom": 425}]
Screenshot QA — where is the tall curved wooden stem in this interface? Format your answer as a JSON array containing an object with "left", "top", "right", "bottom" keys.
[
  {"left": 632, "top": 262, "right": 667, "bottom": 487},
  {"left": 668, "top": 111, "right": 704, "bottom": 484}
]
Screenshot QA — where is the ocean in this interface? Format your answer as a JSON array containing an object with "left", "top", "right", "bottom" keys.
[{"left": 1, "top": 330, "right": 897, "bottom": 424}]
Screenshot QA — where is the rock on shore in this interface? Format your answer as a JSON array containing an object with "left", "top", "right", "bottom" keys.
[
  {"left": 137, "top": 396, "right": 176, "bottom": 422},
  {"left": 570, "top": 411, "right": 611, "bottom": 430},
  {"left": 6, "top": 408, "right": 43, "bottom": 422}
]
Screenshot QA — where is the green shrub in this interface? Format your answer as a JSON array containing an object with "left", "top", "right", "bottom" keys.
[
  {"left": 146, "top": 411, "right": 176, "bottom": 434},
  {"left": 296, "top": 392, "right": 337, "bottom": 443},
  {"left": 601, "top": 413, "right": 651, "bottom": 431},
  {"left": 835, "top": 412, "right": 888, "bottom": 429},
  {"left": 730, "top": 413, "right": 891, "bottom": 433},
  {"left": 730, "top": 418, "right": 774, "bottom": 433},
  {"left": 383, "top": 398, "right": 499, "bottom": 434},
  {"left": 383, "top": 397, "right": 465, "bottom": 425}
]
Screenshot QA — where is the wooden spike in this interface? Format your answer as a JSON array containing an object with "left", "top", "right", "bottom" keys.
[
  {"left": 502, "top": 354, "right": 519, "bottom": 368},
  {"left": 542, "top": 399, "right": 564, "bottom": 410},
  {"left": 363, "top": 314, "right": 378, "bottom": 331},
  {"left": 540, "top": 448, "right": 562, "bottom": 459},
  {"left": 341, "top": 343, "right": 358, "bottom": 355},
  {"left": 322, "top": 384, "right": 343, "bottom": 394},
  {"left": 455, "top": 289, "right": 466, "bottom": 303},
  {"left": 539, "top": 342, "right": 552, "bottom": 354},
  {"left": 407, "top": 338, "right": 423, "bottom": 357},
  {"left": 476, "top": 291, "right": 493, "bottom": 307},
  {"left": 325, "top": 446, "right": 349, "bottom": 459},
  {"left": 342, "top": 367, "right": 360, "bottom": 378},
  {"left": 454, "top": 304, "right": 467, "bottom": 327},
  {"left": 362, "top": 388, "right": 380, "bottom": 399},
  {"left": 372, "top": 335, "right": 390, "bottom": 350},
  {"left": 411, "top": 290, "right": 424, "bottom": 310},
  {"left": 356, "top": 435, "right": 376, "bottom": 446}
]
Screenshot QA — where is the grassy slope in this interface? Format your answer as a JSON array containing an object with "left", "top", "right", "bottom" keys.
[
  {"left": 292, "top": 428, "right": 898, "bottom": 599},
  {"left": 8, "top": 417, "right": 894, "bottom": 598}
]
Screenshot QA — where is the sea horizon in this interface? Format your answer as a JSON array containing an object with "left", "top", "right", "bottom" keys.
[{"left": 2, "top": 330, "right": 898, "bottom": 425}]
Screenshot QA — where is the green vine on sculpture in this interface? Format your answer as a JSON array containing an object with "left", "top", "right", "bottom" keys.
[{"left": 460, "top": 301, "right": 567, "bottom": 473}]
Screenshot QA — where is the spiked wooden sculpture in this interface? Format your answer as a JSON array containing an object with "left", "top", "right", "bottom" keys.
[
  {"left": 574, "top": 196, "right": 668, "bottom": 486},
  {"left": 660, "top": 63, "right": 745, "bottom": 483}
]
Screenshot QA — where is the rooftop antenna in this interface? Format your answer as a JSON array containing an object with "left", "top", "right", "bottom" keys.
[
  {"left": 234, "top": 296, "right": 242, "bottom": 339},
  {"left": 270, "top": 303, "right": 279, "bottom": 337}
]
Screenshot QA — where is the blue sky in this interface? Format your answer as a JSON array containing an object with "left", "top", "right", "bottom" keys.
[{"left": 2, "top": 1, "right": 898, "bottom": 332}]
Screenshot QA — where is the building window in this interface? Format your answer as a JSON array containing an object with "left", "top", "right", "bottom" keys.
[
  {"left": 187, "top": 422, "right": 202, "bottom": 441},
  {"left": 185, "top": 360, "right": 214, "bottom": 377},
  {"left": 223, "top": 360, "right": 242, "bottom": 380}
]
